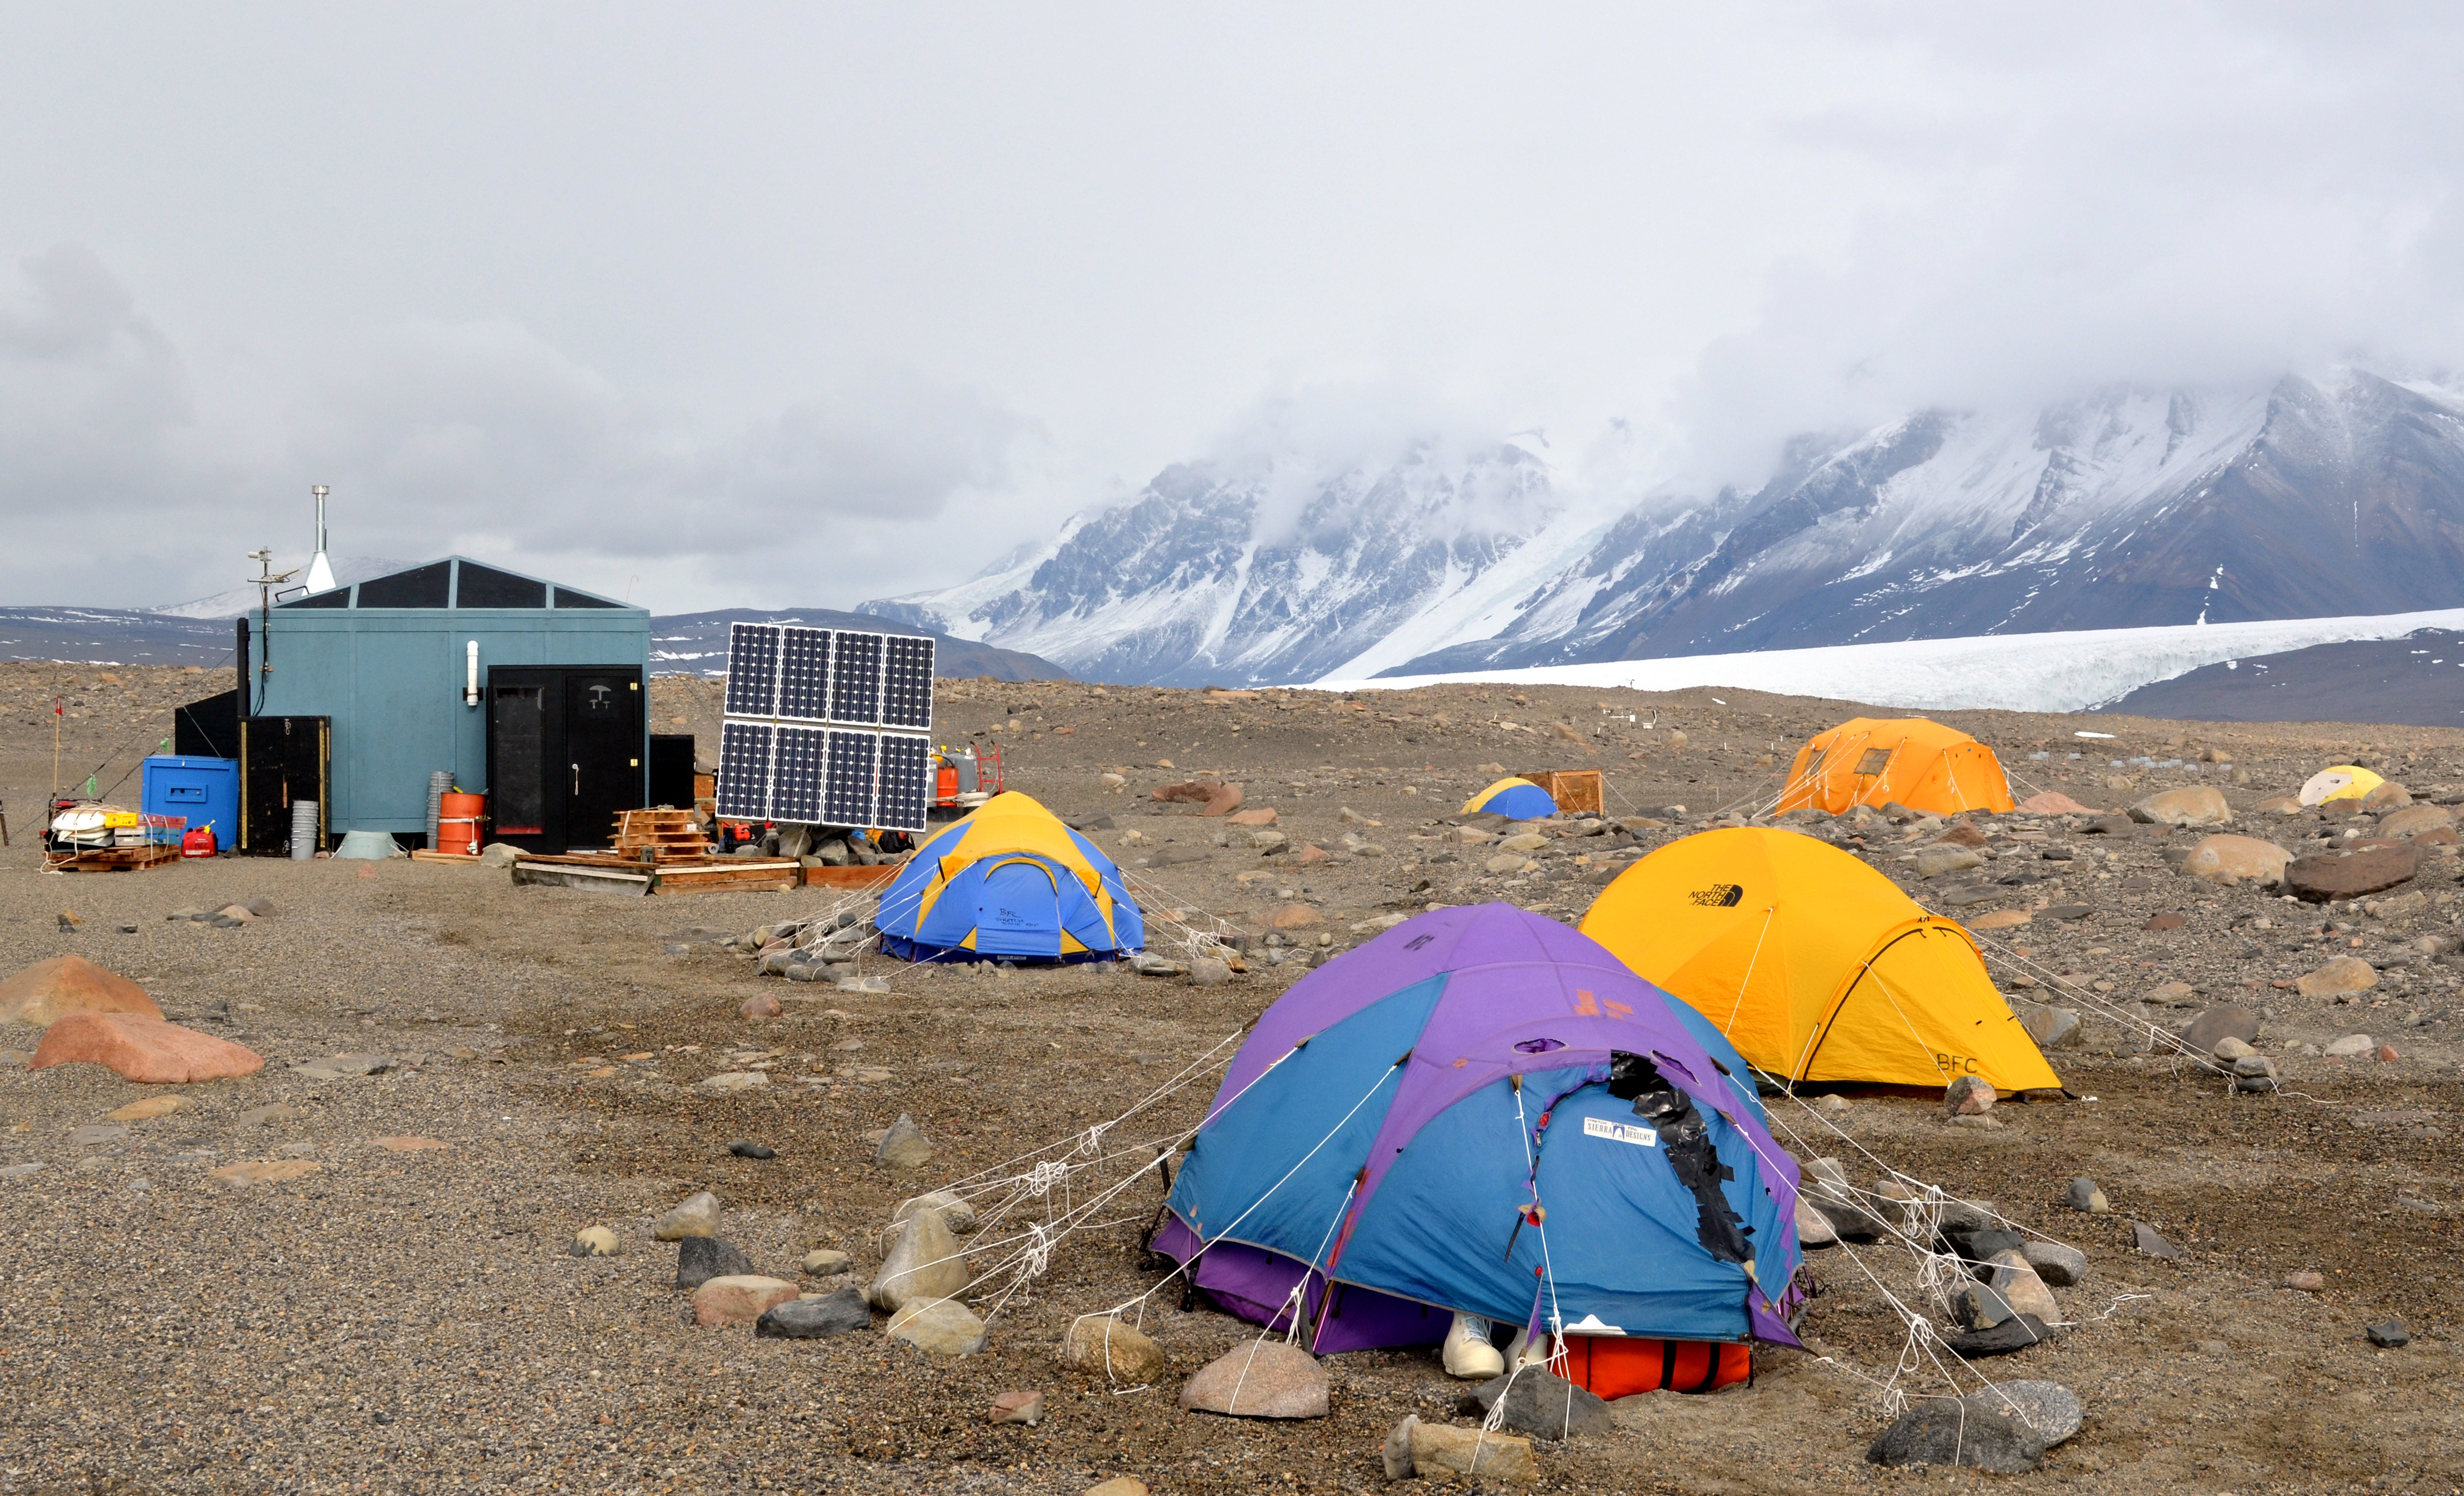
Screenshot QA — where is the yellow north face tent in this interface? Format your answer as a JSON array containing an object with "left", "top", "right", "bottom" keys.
[
  {"left": 1578, "top": 827, "right": 2059, "bottom": 1092},
  {"left": 2299, "top": 765, "right": 2384, "bottom": 806},
  {"left": 1775, "top": 717, "right": 2014, "bottom": 817}
]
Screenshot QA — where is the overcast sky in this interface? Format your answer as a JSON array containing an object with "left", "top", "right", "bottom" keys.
[{"left": 4, "top": 4, "right": 2461, "bottom": 613}]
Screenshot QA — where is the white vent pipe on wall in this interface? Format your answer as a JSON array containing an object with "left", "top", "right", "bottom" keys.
[{"left": 465, "top": 641, "right": 479, "bottom": 705}]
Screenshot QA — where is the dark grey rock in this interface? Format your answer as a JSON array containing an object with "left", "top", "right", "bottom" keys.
[
  {"left": 2021, "top": 1240, "right": 2089, "bottom": 1287},
  {"left": 1150, "top": 847, "right": 1210, "bottom": 868},
  {"left": 756, "top": 1287, "right": 872, "bottom": 1339},
  {"left": 1944, "top": 1314, "right": 2057, "bottom": 1358},
  {"left": 675, "top": 1235, "right": 755, "bottom": 1290},
  {"left": 2367, "top": 1319, "right": 2411, "bottom": 1348},
  {"left": 2131, "top": 1221, "right": 2181, "bottom": 1259},
  {"left": 1963, "top": 1381, "right": 2082, "bottom": 1447},
  {"left": 1467, "top": 1368, "right": 1613, "bottom": 1441},
  {"left": 1868, "top": 1400, "right": 2045, "bottom": 1471},
  {"left": 1942, "top": 1227, "right": 2025, "bottom": 1270},
  {"left": 2065, "top": 1177, "right": 2108, "bottom": 1213},
  {"left": 728, "top": 1140, "right": 776, "bottom": 1160},
  {"left": 2181, "top": 1006, "right": 2261, "bottom": 1056},
  {"left": 2042, "top": 903, "right": 2095, "bottom": 921}
]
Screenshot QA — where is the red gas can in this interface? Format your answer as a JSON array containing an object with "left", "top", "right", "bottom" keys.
[{"left": 180, "top": 826, "right": 217, "bottom": 858}]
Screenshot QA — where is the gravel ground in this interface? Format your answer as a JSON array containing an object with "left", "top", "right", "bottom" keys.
[{"left": 0, "top": 666, "right": 2456, "bottom": 1493}]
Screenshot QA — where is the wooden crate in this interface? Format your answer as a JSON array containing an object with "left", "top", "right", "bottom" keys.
[
  {"left": 1523, "top": 768, "right": 1605, "bottom": 816},
  {"left": 648, "top": 859, "right": 801, "bottom": 895},
  {"left": 612, "top": 808, "right": 709, "bottom": 861},
  {"left": 511, "top": 857, "right": 653, "bottom": 895}
]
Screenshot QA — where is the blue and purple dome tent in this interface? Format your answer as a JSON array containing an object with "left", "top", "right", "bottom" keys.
[{"left": 1153, "top": 904, "right": 1806, "bottom": 1355}]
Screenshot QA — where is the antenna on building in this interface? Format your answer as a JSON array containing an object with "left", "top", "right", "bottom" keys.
[{"left": 305, "top": 485, "right": 337, "bottom": 595}]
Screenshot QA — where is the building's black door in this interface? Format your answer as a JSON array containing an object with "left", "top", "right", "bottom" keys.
[{"left": 486, "top": 666, "right": 644, "bottom": 853}]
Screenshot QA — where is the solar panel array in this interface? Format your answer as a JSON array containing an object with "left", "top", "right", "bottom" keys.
[{"left": 716, "top": 622, "right": 937, "bottom": 832}]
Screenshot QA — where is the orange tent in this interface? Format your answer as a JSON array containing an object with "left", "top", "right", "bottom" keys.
[{"left": 1774, "top": 717, "right": 2013, "bottom": 818}]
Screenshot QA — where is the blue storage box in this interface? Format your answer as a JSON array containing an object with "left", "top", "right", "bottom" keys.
[{"left": 141, "top": 755, "right": 239, "bottom": 850}]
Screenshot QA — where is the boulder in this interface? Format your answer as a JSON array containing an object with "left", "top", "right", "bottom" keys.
[
  {"left": 2256, "top": 796, "right": 2302, "bottom": 815},
  {"left": 2065, "top": 1177, "right": 2109, "bottom": 1214},
  {"left": 675, "top": 1235, "right": 755, "bottom": 1289},
  {"left": 801, "top": 1249, "right": 852, "bottom": 1276},
  {"left": 0, "top": 956, "right": 160, "bottom": 1028},
  {"left": 893, "top": 1190, "right": 980, "bottom": 1234},
  {"left": 1914, "top": 847, "right": 1984, "bottom": 878},
  {"left": 1869, "top": 1400, "right": 2045, "bottom": 1472},
  {"left": 479, "top": 841, "right": 523, "bottom": 866},
  {"left": 755, "top": 1287, "right": 871, "bottom": 1339},
  {"left": 1265, "top": 904, "right": 1324, "bottom": 929},
  {"left": 2180, "top": 1006, "right": 2260, "bottom": 1055},
  {"left": 2286, "top": 844, "right": 2419, "bottom": 902},
  {"left": 989, "top": 1389, "right": 1045, "bottom": 1426},
  {"left": 1176, "top": 1341, "right": 1329, "bottom": 1419},
  {"left": 2379, "top": 804, "right": 2455, "bottom": 839},
  {"left": 885, "top": 1297, "right": 989, "bottom": 1354},
  {"left": 874, "top": 1113, "right": 934, "bottom": 1169},
  {"left": 1793, "top": 1192, "right": 1839, "bottom": 1247},
  {"left": 108, "top": 1094, "right": 192, "bottom": 1121},
  {"left": 571, "top": 1226, "right": 622, "bottom": 1258},
  {"left": 2297, "top": 958, "right": 2378, "bottom": 999},
  {"left": 1469, "top": 1368, "right": 1612, "bottom": 1440},
  {"left": 2179, "top": 834, "right": 2291, "bottom": 888},
  {"left": 1970, "top": 909, "right": 2032, "bottom": 930},
  {"left": 2020, "top": 1006, "right": 2081, "bottom": 1050},
  {"left": 1970, "top": 1381, "right": 2081, "bottom": 1449},
  {"left": 1150, "top": 781, "right": 1213, "bottom": 804},
  {"left": 1406, "top": 1421, "right": 1538, "bottom": 1483},
  {"left": 691, "top": 1274, "right": 800, "bottom": 1326},
  {"left": 2129, "top": 786, "right": 2232, "bottom": 828},
  {"left": 1944, "top": 1075, "right": 1996, "bottom": 1117},
  {"left": 2017, "top": 791, "right": 2090, "bottom": 814},
  {"left": 2021, "top": 1240, "right": 2089, "bottom": 1287},
  {"left": 2361, "top": 781, "right": 2413, "bottom": 809},
  {"left": 652, "top": 1191, "right": 722, "bottom": 1241},
  {"left": 2323, "top": 1032, "right": 2375, "bottom": 1058},
  {"left": 1201, "top": 783, "right": 1245, "bottom": 817},
  {"left": 29, "top": 1012, "right": 262, "bottom": 1083},
  {"left": 1986, "top": 1251, "right": 2061, "bottom": 1322},
  {"left": 1062, "top": 1315, "right": 1169, "bottom": 1382},
  {"left": 1225, "top": 808, "right": 1277, "bottom": 827},
  {"left": 2131, "top": 1222, "right": 2180, "bottom": 1258},
  {"left": 869, "top": 1206, "right": 968, "bottom": 1311}
]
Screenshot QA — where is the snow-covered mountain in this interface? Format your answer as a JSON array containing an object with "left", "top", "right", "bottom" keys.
[{"left": 867, "top": 370, "right": 2464, "bottom": 687}]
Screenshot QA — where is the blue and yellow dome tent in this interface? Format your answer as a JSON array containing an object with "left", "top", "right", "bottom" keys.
[
  {"left": 876, "top": 791, "right": 1146, "bottom": 962},
  {"left": 1463, "top": 776, "right": 1558, "bottom": 819}
]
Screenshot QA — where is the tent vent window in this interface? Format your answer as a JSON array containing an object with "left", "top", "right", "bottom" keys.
[{"left": 1853, "top": 749, "right": 1892, "bottom": 776}]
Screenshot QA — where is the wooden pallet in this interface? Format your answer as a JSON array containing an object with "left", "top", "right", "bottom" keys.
[
  {"left": 47, "top": 844, "right": 184, "bottom": 872},
  {"left": 410, "top": 848, "right": 484, "bottom": 865},
  {"left": 612, "top": 808, "right": 709, "bottom": 860},
  {"left": 648, "top": 859, "right": 801, "bottom": 895}
]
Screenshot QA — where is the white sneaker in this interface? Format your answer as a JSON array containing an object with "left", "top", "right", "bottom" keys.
[
  {"left": 1442, "top": 1312, "right": 1505, "bottom": 1379},
  {"left": 1502, "top": 1326, "right": 1554, "bottom": 1370}
]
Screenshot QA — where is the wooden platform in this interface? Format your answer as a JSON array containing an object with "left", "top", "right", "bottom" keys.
[
  {"left": 409, "top": 848, "right": 484, "bottom": 866},
  {"left": 1524, "top": 768, "right": 1606, "bottom": 816},
  {"left": 508, "top": 850, "right": 802, "bottom": 896},
  {"left": 47, "top": 844, "right": 184, "bottom": 872},
  {"left": 802, "top": 864, "right": 899, "bottom": 891}
]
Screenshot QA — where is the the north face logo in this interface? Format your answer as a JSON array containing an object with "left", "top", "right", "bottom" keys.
[{"left": 1688, "top": 883, "right": 1744, "bottom": 908}]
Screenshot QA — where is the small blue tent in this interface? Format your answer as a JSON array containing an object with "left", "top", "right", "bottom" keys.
[
  {"left": 1463, "top": 776, "right": 1559, "bottom": 819},
  {"left": 876, "top": 791, "right": 1145, "bottom": 962}
]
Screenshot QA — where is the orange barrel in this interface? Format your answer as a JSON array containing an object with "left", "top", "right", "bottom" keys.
[{"left": 438, "top": 792, "right": 485, "bottom": 855}]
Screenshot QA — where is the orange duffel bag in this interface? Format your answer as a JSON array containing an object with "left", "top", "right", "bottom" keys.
[{"left": 1560, "top": 1334, "right": 1751, "bottom": 1397}]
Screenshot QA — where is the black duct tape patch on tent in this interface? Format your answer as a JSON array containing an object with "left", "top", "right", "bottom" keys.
[{"left": 1610, "top": 1051, "right": 1752, "bottom": 1265}]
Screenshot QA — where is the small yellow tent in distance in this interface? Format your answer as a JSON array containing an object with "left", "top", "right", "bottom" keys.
[
  {"left": 1775, "top": 717, "right": 2013, "bottom": 818},
  {"left": 2299, "top": 765, "right": 2384, "bottom": 806},
  {"left": 1579, "top": 827, "right": 2060, "bottom": 1093}
]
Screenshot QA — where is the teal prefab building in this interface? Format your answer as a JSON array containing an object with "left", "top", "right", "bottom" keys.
[{"left": 252, "top": 556, "right": 650, "bottom": 853}]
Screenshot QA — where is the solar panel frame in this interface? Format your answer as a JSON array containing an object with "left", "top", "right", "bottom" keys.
[
  {"left": 723, "top": 624, "right": 781, "bottom": 718},
  {"left": 720, "top": 624, "right": 937, "bottom": 829},
  {"left": 775, "top": 626, "right": 833, "bottom": 723}
]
